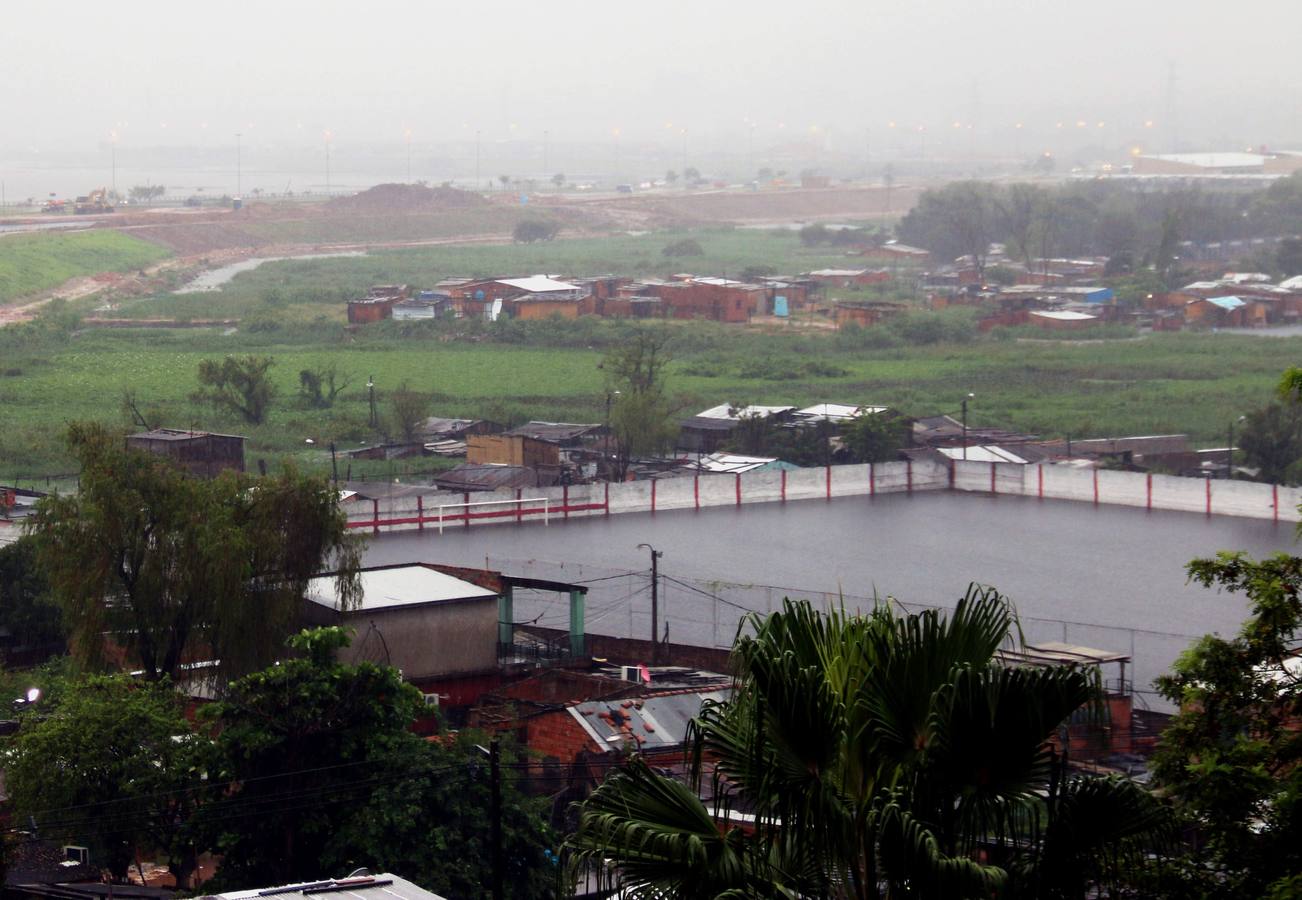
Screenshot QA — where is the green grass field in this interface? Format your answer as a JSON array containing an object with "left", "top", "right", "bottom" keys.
[
  {"left": 0, "top": 230, "right": 170, "bottom": 305},
  {"left": 1, "top": 322, "right": 1294, "bottom": 479}
]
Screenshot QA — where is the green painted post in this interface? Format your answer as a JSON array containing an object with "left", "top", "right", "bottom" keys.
[
  {"left": 569, "top": 589, "right": 585, "bottom": 658},
  {"left": 498, "top": 585, "right": 514, "bottom": 650}
]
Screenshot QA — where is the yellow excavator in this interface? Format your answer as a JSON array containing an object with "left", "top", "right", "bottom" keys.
[{"left": 74, "top": 188, "right": 116, "bottom": 214}]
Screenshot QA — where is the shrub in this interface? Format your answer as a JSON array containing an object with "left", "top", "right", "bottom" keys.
[{"left": 662, "top": 238, "right": 705, "bottom": 258}]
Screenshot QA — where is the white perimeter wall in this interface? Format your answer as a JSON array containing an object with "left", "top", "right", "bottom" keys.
[
  {"left": 343, "top": 458, "right": 1300, "bottom": 535},
  {"left": 345, "top": 460, "right": 949, "bottom": 534},
  {"left": 948, "top": 460, "right": 1302, "bottom": 523}
]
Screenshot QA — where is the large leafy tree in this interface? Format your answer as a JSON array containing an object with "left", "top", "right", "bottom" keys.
[
  {"left": 192, "top": 354, "right": 277, "bottom": 424},
  {"left": 0, "top": 535, "right": 66, "bottom": 653},
  {"left": 31, "top": 423, "right": 361, "bottom": 682},
  {"left": 1151, "top": 552, "right": 1302, "bottom": 899},
  {"left": 602, "top": 331, "right": 679, "bottom": 480},
  {"left": 5, "top": 675, "right": 204, "bottom": 885},
  {"left": 566, "top": 589, "right": 1169, "bottom": 899},
  {"left": 197, "top": 627, "right": 555, "bottom": 897}
]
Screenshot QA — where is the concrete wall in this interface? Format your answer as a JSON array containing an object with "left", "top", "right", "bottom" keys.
[
  {"left": 345, "top": 460, "right": 946, "bottom": 534},
  {"left": 347, "top": 599, "right": 498, "bottom": 680},
  {"left": 947, "top": 460, "right": 1302, "bottom": 523},
  {"left": 343, "top": 458, "right": 1301, "bottom": 535}
]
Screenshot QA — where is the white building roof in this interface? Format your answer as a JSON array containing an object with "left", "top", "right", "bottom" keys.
[
  {"left": 796, "top": 403, "right": 888, "bottom": 421},
  {"left": 1281, "top": 275, "right": 1302, "bottom": 291},
  {"left": 938, "top": 445, "right": 1031, "bottom": 464},
  {"left": 306, "top": 565, "right": 497, "bottom": 612},
  {"left": 496, "top": 275, "right": 582, "bottom": 293},
  {"left": 695, "top": 453, "right": 779, "bottom": 474},
  {"left": 695, "top": 404, "right": 795, "bottom": 420},
  {"left": 212, "top": 874, "right": 448, "bottom": 900},
  {"left": 808, "top": 268, "right": 868, "bottom": 277},
  {"left": 1029, "top": 310, "right": 1098, "bottom": 321}
]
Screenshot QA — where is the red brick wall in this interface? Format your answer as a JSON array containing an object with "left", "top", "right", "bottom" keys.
[{"left": 522, "top": 709, "right": 597, "bottom": 762}]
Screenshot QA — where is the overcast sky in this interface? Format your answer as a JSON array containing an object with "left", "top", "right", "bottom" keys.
[{"left": 5, "top": 0, "right": 1301, "bottom": 155}]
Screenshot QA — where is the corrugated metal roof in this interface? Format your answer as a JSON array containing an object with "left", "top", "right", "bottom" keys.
[
  {"left": 212, "top": 874, "right": 448, "bottom": 900},
  {"left": 504, "top": 421, "right": 601, "bottom": 442},
  {"left": 1204, "top": 295, "right": 1246, "bottom": 311},
  {"left": 496, "top": 275, "right": 581, "bottom": 293},
  {"left": 937, "top": 445, "right": 1031, "bottom": 464},
  {"left": 694, "top": 453, "right": 783, "bottom": 474},
  {"left": 306, "top": 565, "right": 497, "bottom": 612},
  {"left": 796, "top": 403, "right": 887, "bottom": 420},
  {"left": 569, "top": 690, "right": 729, "bottom": 752},
  {"left": 1028, "top": 310, "right": 1098, "bottom": 321},
  {"left": 695, "top": 404, "right": 795, "bottom": 420}
]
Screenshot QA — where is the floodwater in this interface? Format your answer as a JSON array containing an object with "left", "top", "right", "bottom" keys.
[
  {"left": 361, "top": 492, "right": 1295, "bottom": 703},
  {"left": 173, "top": 251, "right": 366, "bottom": 293}
]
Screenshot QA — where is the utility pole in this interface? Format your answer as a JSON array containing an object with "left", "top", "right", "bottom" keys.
[
  {"left": 637, "top": 543, "right": 663, "bottom": 663},
  {"left": 489, "top": 738, "right": 503, "bottom": 900},
  {"left": 961, "top": 392, "right": 974, "bottom": 461},
  {"left": 367, "top": 375, "right": 378, "bottom": 429}
]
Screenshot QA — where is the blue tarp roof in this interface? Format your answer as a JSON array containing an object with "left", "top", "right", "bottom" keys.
[{"left": 1206, "top": 296, "right": 1246, "bottom": 310}]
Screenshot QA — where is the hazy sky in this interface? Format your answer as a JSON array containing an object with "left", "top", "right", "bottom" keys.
[{"left": 5, "top": 0, "right": 1301, "bottom": 155}]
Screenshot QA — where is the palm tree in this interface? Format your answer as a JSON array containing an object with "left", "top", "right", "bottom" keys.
[{"left": 565, "top": 586, "right": 1169, "bottom": 899}]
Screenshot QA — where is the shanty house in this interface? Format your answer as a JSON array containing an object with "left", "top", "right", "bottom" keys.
[{"left": 126, "top": 428, "right": 245, "bottom": 477}]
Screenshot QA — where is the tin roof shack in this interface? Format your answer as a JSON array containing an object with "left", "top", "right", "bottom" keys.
[
  {"left": 433, "top": 463, "right": 544, "bottom": 492},
  {"left": 347, "top": 295, "right": 397, "bottom": 324},
  {"left": 998, "top": 642, "right": 1138, "bottom": 761},
  {"left": 126, "top": 429, "right": 246, "bottom": 478},
  {"left": 392, "top": 290, "right": 451, "bottom": 320},
  {"left": 497, "top": 276, "right": 586, "bottom": 320},
  {"left": 654, "top": 277, "right": 765, "bottom": 323},
  {"left": 834, "top": 299, "right": 906, "bottom": 329},
  {"left": 808, "top": 268, "right": 891, "bottom": 289},
  {"left": 468, "top": 433, "right": 560, "bottom": 469},
  {"left": 683, "top": 453, "right": 798, "bottom": 475},
  {"left": 303, "top": 564, "right": 502, "bottom": 681},
  {"left": 473, "top": 668, "right": 731, "bottom": 766},
  {"left": 503, "top": 422, "right": 606, "bottom": 475},
  {"left": 1186, "top": 294, "right": 1268, "bottom": 328},
  {"left": 857, "top": 242, "right": 931, "bottom": 264},
  {"left": 1027, "top": 309, "right": 1100, "bottom": 331},
  {"left": 677, "top": 404, "right": 796, "bottom": 455}
]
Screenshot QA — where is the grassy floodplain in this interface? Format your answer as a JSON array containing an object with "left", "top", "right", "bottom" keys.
[
  {"left": 0, "top": 230, "right": 170, "bottom": 304},
  {"left": 1, "top": 320, "right": 1294, "bottom": 480}
]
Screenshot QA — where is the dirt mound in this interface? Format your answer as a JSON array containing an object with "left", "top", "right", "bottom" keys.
[{"left": 326, "top": 183, "right": 489, "bottom": 215}]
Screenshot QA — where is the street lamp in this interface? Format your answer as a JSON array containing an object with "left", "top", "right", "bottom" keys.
[
  {"left": 636, "top": 543, "right": 664, "bottom": 664},
  {"left": 1227, "top": 414, "right": 1246, "bottom": 479},
  {"left": 961, "top": 392, "right": 975, "bottom": 460}
]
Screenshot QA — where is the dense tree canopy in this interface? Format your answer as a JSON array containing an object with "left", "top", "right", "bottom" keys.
[
  {"left": 566, "top": 589, "right": 1169, "bottom": 899},
  {"left": 197, "top": 627, "right": 555, "bottom": 898},
  {"left": 1152, "top": 552, "right": 1302, "bottom": 899},
  {"left": 0, "top": 535, "right": 66, "bottom": 653},
  {"left": 31, "top": 423, "right": 361, "bottom": 682},
  {"left": 5, "top": 675, "right": 203, "bottom": 885}
]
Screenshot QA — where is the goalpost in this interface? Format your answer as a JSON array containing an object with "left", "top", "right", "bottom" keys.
[{"left": 435, "top": 496, "right": 550, "bottom": 533}]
